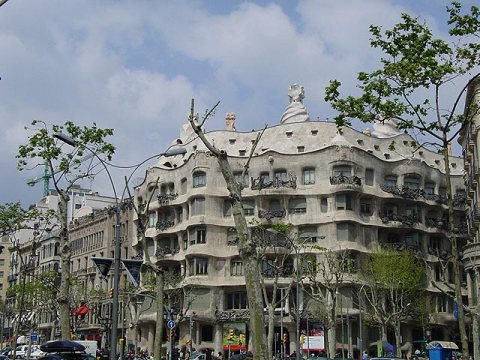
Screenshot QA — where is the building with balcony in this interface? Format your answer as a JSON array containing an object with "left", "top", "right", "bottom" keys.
[
  {"left": 133, "top": 87, "right": 467, "bottom": 358},
  {"left": 459, "top": 77, "right": 480, "bottom": 358}
]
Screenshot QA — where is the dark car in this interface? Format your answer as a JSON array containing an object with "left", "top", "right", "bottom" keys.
[
  {"left": 38, "top": 354, "right": 95, "bottom": 360},
  {"left": 0, "top": 354, "right": 8, "bottom": 360}
]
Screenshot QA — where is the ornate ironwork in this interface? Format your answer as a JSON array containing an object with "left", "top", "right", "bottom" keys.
[
  {"left": 157, "top": 193, "right": 178, "bottom": 205},
  {"left": 155, "top": 246, "right": 179, "bottom": 258},
  {"left": 329, "top": 175, "right": 362, "bottom": 186},
  {"left": 251, "top": 172, "right": 297, "bottom": 190},
  {"left": 379, "top": 212, "right": 420, "bottom": 226},
  {"left": 453, "top": 193, "right": 466, "bottom": 207},
  {"left": 258, "top": 209, "right": 286, "bottom": 220},
  {"left": 261, "top": 264, "right": 294, "bottom": 278},
  {"left": 138, "top": 202, "right": 146, "bottom": 213},
  {"left": 215, "top": 309, "right": 250, "bottom": 321},
  {"left": 156, "top": 220, "right": 174, "bottom": 231}
]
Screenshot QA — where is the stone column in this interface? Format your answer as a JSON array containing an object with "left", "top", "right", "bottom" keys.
[
  {"left": 147, "top": 325, "right": 155, "bottom": 354},
  {"left": 214, "top": 323, "right": 224, "bottom": 357}
]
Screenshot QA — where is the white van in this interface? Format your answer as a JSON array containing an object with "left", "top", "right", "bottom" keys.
[{"left": 71, "top": 341, "right": 97, "bottom": 357}]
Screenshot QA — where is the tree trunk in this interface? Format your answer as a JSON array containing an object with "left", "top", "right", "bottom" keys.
[
  {"left": 327, "top": 327, "right": 336, "bottom": 359},
  {"left": 267, "top": 305, "right": 275, "bottom": 360},
  {"left": 57, "top": 191, "right": 71, "bottom": 339},
  {"left": 217, "top": 152, "right": 268, "bottom": 360},
  {"left": 394, "top": 321, "right": 401, "bottom": 358},
  {"left": 154, "top": 271, "right": 165, "bottom": 360},
  {"left": 380, "top": 325, "right": 387, "bottom": 341},
  {"left": 443, "top": 143, "right": 469, "bottom": 359}
]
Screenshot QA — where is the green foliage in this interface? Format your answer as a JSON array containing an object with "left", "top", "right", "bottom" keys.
[
  {"left": 0, "top": 202, "right": 56, "bottom": 237},
  {"left": 324, "top": 2, "right": 480, "bottom": 143},
  {"left": 271, "top": 222, "right": 292, "bottom": 235},
  {"left": 17, "top": 120, "right": 115, "bottom": 186},
  {"left": 364, "top": 249, "right": 424, "bottom": 292}
]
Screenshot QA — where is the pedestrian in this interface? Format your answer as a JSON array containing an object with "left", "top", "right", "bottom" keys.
[{"left": 362, "top": 351, "right": 368, "bottom": 360}]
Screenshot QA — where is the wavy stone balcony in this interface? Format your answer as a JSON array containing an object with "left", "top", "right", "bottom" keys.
[
  {"left": 329, "top": 175, "right": 362, "bottom": 190},
  {"left": 379, "top": 212, "right": 421, "bottom": 226},
  {"left": 380, "top": 185, "right": 466, "bottom": 208},
  {"left": 251, "top": 173, "right": 297, "bottom": 191}
]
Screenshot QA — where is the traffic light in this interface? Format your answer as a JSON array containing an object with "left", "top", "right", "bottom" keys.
[
  {"left": 238, "top": 333, "right": 245, "bottom": 346},
  {"left": 300, "top": 334, "right": 305, "bottom": 345},
  {"left": 227, "top": 329, "right": 235, "bottom": 341},
  {"left": 108, "top": 288, "right": 114, "bottom": 299},
  {"left": 282, "top": 333, "right": 288, "bottom": 344},
  {"left": 169, "top": 328, "right": 174, "bottom": 341}
]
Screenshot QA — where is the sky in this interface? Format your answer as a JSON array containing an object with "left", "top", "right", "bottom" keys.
[{"left": 0, "top": 0, "right": 475, "bottom": 206}]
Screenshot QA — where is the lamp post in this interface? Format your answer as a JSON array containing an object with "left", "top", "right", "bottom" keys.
[{"left": 54, "top": 132, "right": 186, "bottom": 359}]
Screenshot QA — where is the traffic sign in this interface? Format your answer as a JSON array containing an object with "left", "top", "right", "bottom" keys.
[
  {"left": 31, "top": 334, "right": 38, "bottom": 342},
  {"left": 167, "top": 320, "right": 176, "bottom": 329}
]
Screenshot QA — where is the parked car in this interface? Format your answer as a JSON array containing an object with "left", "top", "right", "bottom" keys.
[
  {"left": 0, "top": 354, "right": 8, "bottom": 360},
  {"left": 9, "top": 345, "right": 29, "bottom": 359},
  {"left": 38, "top": 354, "right": 95, "bottom": 360},
  {"left": 0, "top": 348, "right": 11, "bottom": 356}
]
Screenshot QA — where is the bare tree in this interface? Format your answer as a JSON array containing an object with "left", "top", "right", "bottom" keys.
[
  {"left": 302, "top": 247, "right": 352, "bottom": 358},
  {"left": 188, "top": 99, "right": 268, "bottom": 359},
  {"left": 252, "top": 224, "right": 294, "bottom": 360}
]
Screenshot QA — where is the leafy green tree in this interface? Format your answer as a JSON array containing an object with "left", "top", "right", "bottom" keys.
[
  {"left": 324, "top": 3, "right": 480, "bottom": 357},
  {"left": 17, "top": 120, "right": 115, "bottom": 339},
  {"left": 361, "top": 250, "right": 424, "bottom": 357}
]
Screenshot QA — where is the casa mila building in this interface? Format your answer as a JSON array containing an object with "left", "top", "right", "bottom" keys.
[{"left": 133, "top": 85, "right": 467, "bottom": 358}]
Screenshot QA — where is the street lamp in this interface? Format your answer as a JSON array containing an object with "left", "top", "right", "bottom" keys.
[{"left": 54, "top": 132, "right": 186, "bottom": 359}]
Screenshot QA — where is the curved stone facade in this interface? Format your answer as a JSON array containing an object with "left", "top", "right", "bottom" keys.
[{"left": 134, "top": 119, "right": 466, "bottom": 357}]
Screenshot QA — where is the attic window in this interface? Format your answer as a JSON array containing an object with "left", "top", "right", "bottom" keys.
[
  {"left": 261, "top": 147, "right": 269, "bottom": 152},
  {"left": 384, "top": 153, "right": 391, "bottom": 159},
  {"left": 286, "top": 131, "right": 293, "bottom": 137},
  {"left": 452, "top": 163, "right": 457, "bottom": 168},
  {"left": 311, "top": 130, "right": 318, "bottom": 135},
  {"left": 229, "top": 139, "right": 236, "bottom": 145},
  {"left": 419, "top": 151, "right": 424, "bottom": 156},
  {"left": 193, "top": 145, "right": 197, "bottom": 150},
  {"left": 403, "top": 140, "right": 409, "bottom": 146},
  {"left": 251, "top": 139, "right": 256, "bottom": 144},
  {"left": 435, "top": 159, "right": 440, "bottom": 165},
  {"left": 357, "top": 139, "right": 364, "bottom": 145},
  {"left": 297, "top": 146, "right": 305, "bottom": 153},
  {"left": 374, "top": 145, "right": 380, "bottom": 151},
  {"left": 367, "top": 149, "right": 373, "bottom": 154},
  {"left": 239, "top": 150, "right": 246, "bottom": 156}
]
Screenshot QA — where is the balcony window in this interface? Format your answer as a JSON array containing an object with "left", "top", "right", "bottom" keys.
[
  {"left": 274, "top": 169, "right": 287, "bottom": 182},
  {"left": 191, "top": 197, "right": 205, "bottom": 216},
  {"left": 260, "top": 172, "right": 270, "bottom": 183},
  {"left": 299, "top": 226, "right": 319, "bottom": 242},
  {"left": 365, "top": 169, "right": 374, "bottom": 186},
  {"left": 190, "top": 228, "right": 206, "bottom": 245},
  {"left": 360, "top": 198, "right": 373, "bottom": 216},
  {"left": 333, "top": 165, "right": 352, "bottom": 177},
  {"left": 429, "top": 236, "right": 440, "bottom": 251},
  {"left": 234, "top": 172, "right": 249, "bottom": 188},
  {"left": 289, "top": 197, "right": 307, "bottom": 214},
  {"left": 243, "top": 200, "right": 255, "bottom": 216},
  {"left": 190, "top": 257, "right": 208, "bottom": 275},
  {"left": 193, "top": 171, "right": 206, "bottom": 188},
  {"left": 320, "top": 197, "right": 328, "bottom": 213},
  {"left": 405, "top": 232, "right": 420, "bottom": 250},
  {"left": 269, "top": 199, "right": 283, "bottom": 212},
  {"left": 303, "top": 168, "right": 315, "bottom": 185},
  {"left": 384, "top": 203, "right": 398, "bottom": 215},
  {"left": 384, "top": 175, "right": 397, "bottom": 187},
  {"left": 231, "top": 258, "right": 244, "bottom": 276},
  {"left": 226, "top": 291, "right": 248, "bottom": 310},
  {"left": 336, "top": 194, "right": 353, "bottom": 211},
  {"left": 404, "top": 175, "right": 420, "bottom": 189},
  {"left": 425, "top": 182, "right": 435, "bottom": 195},
  {"left": 337, "top": 223, "right": 355, "bottom": 242}
]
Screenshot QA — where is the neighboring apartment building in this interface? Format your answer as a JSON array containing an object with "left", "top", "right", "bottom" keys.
[
  {"left": 0, "top": 235, "right": 10, "bottom": 301},
  {"left": 6, "top": 186, "right": 118, "bottom": 342},
  {"left": 459, "top": 77, "right": 480, "bottom": 358},
  {"left": 133, "top": 87, "right": 467, "bottom": 358}
]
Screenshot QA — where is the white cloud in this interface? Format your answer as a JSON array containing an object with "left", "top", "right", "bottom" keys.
[{"left": 0, "top": 0, "right": 460, "bottom": 204}]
